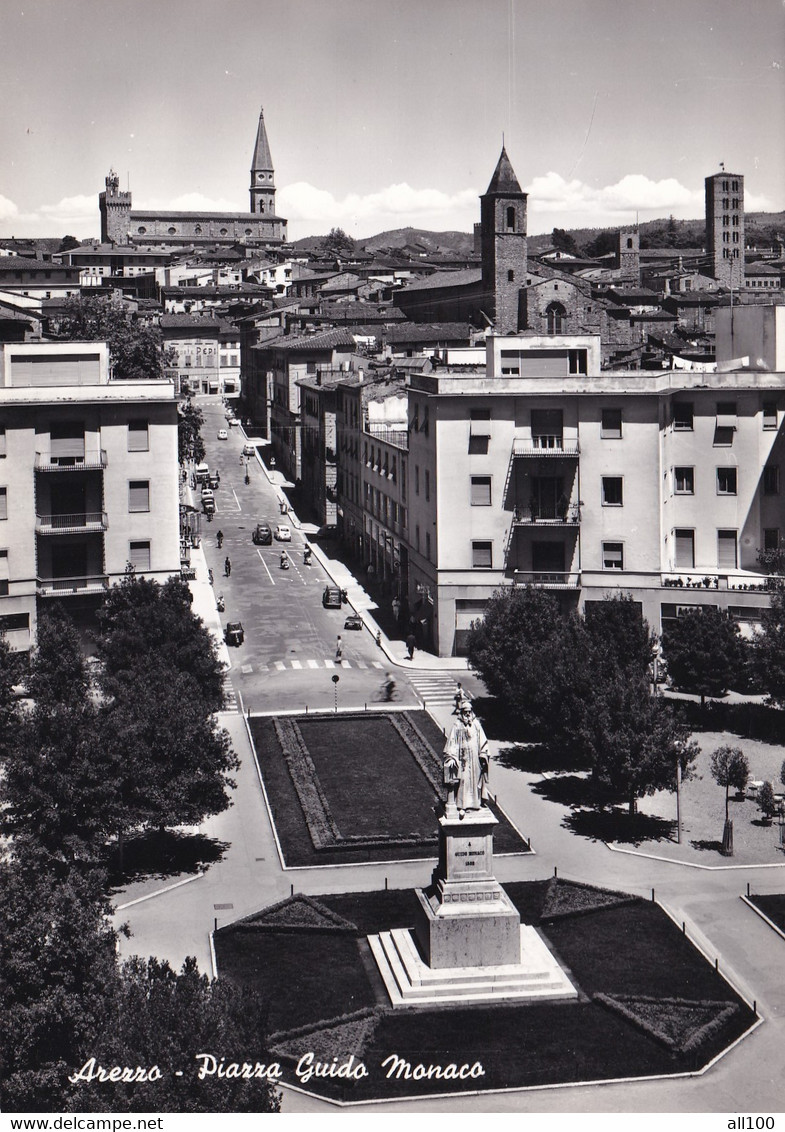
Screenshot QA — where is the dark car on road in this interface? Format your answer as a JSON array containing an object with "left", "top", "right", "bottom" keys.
[
  {"left": 322, "top": 585, "right": 342, "bottom": 608},
  {"left": 344, "top": 614, "right": 363, "bottom": 630},
  {"left": 252, "top": 523, "right": 273, "bottom": 545},
  {"left": 225, "top": 621, "right": 244, "bottom": 646}
]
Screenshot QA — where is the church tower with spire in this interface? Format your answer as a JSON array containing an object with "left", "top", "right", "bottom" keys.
[
  {"left": 250, "top": 107, "right": 276, "bottom": 215},
  {"left": 480, "top": 147, "right": 528, "bottom": 333}
]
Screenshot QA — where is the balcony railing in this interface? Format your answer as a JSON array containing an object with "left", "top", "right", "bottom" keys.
[
  {"left": 37, "top": 573, "right": 109, "bottom": 597},
  {"left": 512, "top": 506, "right": 581, "bottom": 525},
  {"left": 512, "top": 437, "right": 580, "bottom": 457},
  {"left": 36, "top": 512, "right": 108, "bottom": 535},
  {"left": 35, "top": 449, "right": 108, "bottom": 471},
  {"left": 513, "top": 570, "right": 581, "bottom": 589}
]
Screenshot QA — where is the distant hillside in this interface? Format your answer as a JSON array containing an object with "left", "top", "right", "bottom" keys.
[{"left": 293, "top": 214, "right": 784, "bottom": 259}]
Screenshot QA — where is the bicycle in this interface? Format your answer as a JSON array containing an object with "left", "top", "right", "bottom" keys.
[{"left": 374, "top": 680, "right": 399, "bottom": 702}]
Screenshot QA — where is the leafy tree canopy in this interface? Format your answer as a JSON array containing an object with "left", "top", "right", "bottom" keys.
[
  {"left": 551, "top": 227, "right": 579, "bottom": 256},
  {"left": 582, "top": 230, "right": 617, "bottom": 259},
  {"left": 55, "top": 295, "right": 172, "bottom": 381},
  {"left": 662, "top": 607, "right": 743, "bottom": 705},
  {"left": 710, "top": 745, "right": 749, "bottom": 822},
  {"left": 178, "top": 399, "right": 206, "bottom": 466},
  {"left": 320, "top": 226, "right": 356, "bottom": 257},
  {"left": 57, "top": 235, "right": 81, "bottom": 252},
  {"left": 755, "top": 588, "right": 785, "bottom": 707}
]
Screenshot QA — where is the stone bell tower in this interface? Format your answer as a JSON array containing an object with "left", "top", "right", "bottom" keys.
[
  {"left": 480, "top": 146, "right": 528, "bottom": 334},
  {"left": 99, "top": 169, "right": 132, "bottom": 245},
  {"left": 250, "top": 107, "right": 276, "bottom": 216}
]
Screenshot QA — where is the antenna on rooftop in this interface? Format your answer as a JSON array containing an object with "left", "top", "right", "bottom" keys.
[{"left": 720, "top": 161, "right": 725, "bottom": 172}]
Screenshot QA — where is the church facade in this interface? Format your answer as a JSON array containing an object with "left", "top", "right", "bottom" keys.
[{"left": 99, "top": 108, "right": 287, "bottom": 248}]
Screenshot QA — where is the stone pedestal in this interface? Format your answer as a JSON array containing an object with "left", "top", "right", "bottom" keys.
[{"left": 414, "top": 808, "right": 521, "bottom": 969}]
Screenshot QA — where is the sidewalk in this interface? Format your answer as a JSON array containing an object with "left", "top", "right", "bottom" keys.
[{"left": 251, "top": 441, "right": 468, "bottom": 673}]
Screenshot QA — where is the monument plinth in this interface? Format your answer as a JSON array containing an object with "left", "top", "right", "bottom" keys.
[
  {"left": 367, "top": 705, "right": 577, "bottom": 1008},
  {"left": 414, "top": 808, "right": 521, "bottom": 968}
]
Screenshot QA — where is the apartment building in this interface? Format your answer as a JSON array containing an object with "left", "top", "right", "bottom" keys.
[
  {"left": 0, "top": 342, "right": 180, "bottom": 649},
  {"left": 405, "top": 319, "right": 785, "bottom": 655}
]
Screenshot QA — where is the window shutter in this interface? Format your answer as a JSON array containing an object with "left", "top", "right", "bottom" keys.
[
  {"left": 718, "top": 530, "right": 737, "bottom": 569},
  {"left": 674, "top": 530, "right": 694, "bottom": 568},
  {"left": 128, "top": 481, "right": 149, "bottom": 512},
  {"left": 128, "top": 540, "right": 151, "bottom": 571}
]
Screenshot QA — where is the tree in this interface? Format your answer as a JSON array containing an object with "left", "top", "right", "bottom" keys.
[
  {"left": 178, "top": 399, "right": 206, "bottom": 466},
  {"left": 467, "top": 586, "right": 567, "bottom": 733},
  {"left": 569, "top": 668, "right": 699, "bottom": 815},
  {"left": 583, "top": 594, "right": 656, "bottom": 680},
  {"left": 582, "top": 230, "right": 617, "bottom": 259},
  {"left": 57, "top": 235, "right": 81, "bottom": 252},
  {"left": 55, "top": 295, "right": 172, "bottom": 381},
  {"left": 662, "top": 607, "right": 743, "bottom": 707},
  {"left": 710, "top": 745, "right": 750, "bottom": 823},
  {"left": 758, "top": 780, "right": 777, "bottom": 823},
  {"left": 755, "top": 588, "right": 785, "bottom": 706},
  {"left": 0, "top": 856, "right": 120, "bottom": 1112},
  {"left": 320, "top": 226, "right": 355, "bottom": 258},
  {"left": 0, "top": 609, "right": 120, "bottom": 865},
  {"left": 551, "top": 227, "right": 579, "bottom": 256},
  {"left": 87, "top": 957, "right": 280, "bottom": 1113}
]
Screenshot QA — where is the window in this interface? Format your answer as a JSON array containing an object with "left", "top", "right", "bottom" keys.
[
  {"left": 506, "top": 207, "right": 515, "bottom": 231},
  {"left": 764, "top": 465, "right": 780, "bottom": 495},
  {"left": 601, "top": 408, "right": 622, "bottom": 439},
  {"left": 764, "top": 528, "right": 780, "bottom": 551},
  {"left": 568, "top": 349, "right": 587, "bottom": 374},
  {"left": 468, "top": 435, "right": 490, "bottom": 453},
  {"left": 128, "top": 420, "right": 149, "bottom": 451},
  {"left": 716, "top": 467, "right": 737, "bottom": 495},
  {"left": 470, "top": 476, "right": 492, "bottom": 506},
  {"left": 0, "top": 548, "right": 7, "bottom": 595},
  {"left": 602, "top": 477, "right": 623, "bottom": 506},
  {"left": 415, "top": 524, "right": 420, "bottom": 553},
  {"left": 763, "top": 401, "right": 778, "bottom": 429},
  {"left": 0, "top": 487, "right": 6, "bottom": 520},
  {"left": 718, "top": 529, "right": 738, "bottom": 569},
  {"left": 472, "top": 541, "right": 493, "bottom": 568},
  {"left": 673, "top": 402, "right": 693, "bottom": 430},
  {"left": 717, "top": 402, "right": 737, "bottom": 429},
  {"left": 674, "top": 467, "right": 694, "bottom": 494},
  {"left": 674, "top": 529, "right": 695, "bottom": 569},
  {"left": 546, "top": 302, "right": 566, "bottom": 334},
  {"left": 415, "top": 465, "right": 420, "bottom": 495},
  {"left": 424, "top": 470, "right": 430, "bottom": 502},
  {"left": 128, "top": 481, "right": 150, "bottom": 512},
  {"left": 425, "top": 532, "right": 431, "bottom": 561},
  {"left": 128, "top": 540, "right": 151, "bottom": 572},
  {"left": 602, "top": 542, "right": 624, "bottom": 570},
  {"left": 0, "top": 427, "right": 5, "bottom": 457},
  {"left": 507, "top": 270, "right": 515, "bottom": 282}
]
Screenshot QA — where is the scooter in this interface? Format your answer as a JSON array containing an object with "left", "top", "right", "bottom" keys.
[
  {"left": 280, "top": 553, "right": 290, "bottom": 570},
  {"left": 216, "top": 530, "right": 224, "bottom": 549},
  {"left": 303, "top": 547, "right": 312, "bottom": 566},
  {"left": 216, "top": 594, "right": 225, "bottom": 612}
]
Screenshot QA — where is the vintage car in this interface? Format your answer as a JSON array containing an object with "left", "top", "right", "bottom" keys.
[
  {"left": 343, "top": 614, "right": 363, "bottom": 630},
  {"left": 217, "top": 428, "right": 228, "bottom": 440},
  {"left": 194, "top": 462, "right": 210, "bottom": 485},
  {"left": 322, "top": 585, "right": 342, "bottom": 609},
  {"left": 252, "top": 523, "right": 273, "bottom": 545},
  {"left": 274, "top": 524, "right": 292, "bottom": 542},
  {"left": 225, "top": 621, "right": 244, "bottom": 646},
  {"left": 242, "top": 442, "right": 256, "bottom": 457}
]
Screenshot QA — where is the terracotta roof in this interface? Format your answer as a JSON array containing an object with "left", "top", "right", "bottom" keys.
[
  {"left": 268, "top": 327, "right": 358, "bottom": 351},
  {"left": 398, "top": 268, "right": 482, "bottom": 293},
  {"left": 383, "top": 322, "right": 474, "bottom": 343}
]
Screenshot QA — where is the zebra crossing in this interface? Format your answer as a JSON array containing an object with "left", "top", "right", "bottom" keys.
[
  {"left": 221, "top": 674, "right": 239, "bottom": 712},
  {"left": 406, "top": 671, "right": 463, "bottom": 708},
  {"left": 239, "top": 658, "right": 386, "bottom": 674}
]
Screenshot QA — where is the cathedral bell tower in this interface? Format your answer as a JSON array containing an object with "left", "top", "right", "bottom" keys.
[
  {"left": 250, "top": 107, "right": 276, "bottom": 216},
  {"left": 99, "top": 169, "right": 132, "bottom": 245},
  {"left": 480, "top": 147, "right": 528, "bottom": 334}
]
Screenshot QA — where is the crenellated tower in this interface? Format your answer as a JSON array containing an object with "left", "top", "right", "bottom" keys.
[
  {"left": 99, "top": 169, "right": 132, "bottom": 245},
  {"left": 250, "top": 107, "right": 276, "bottom": 215},
  {"left": 480, "top": 147, "right": 528, "bottom": 334}
]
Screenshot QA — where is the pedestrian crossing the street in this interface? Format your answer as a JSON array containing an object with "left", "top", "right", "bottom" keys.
[
  {"left": 406, "top": 672, "right": 463, "bottom": 708},
  {"left": 241, "top": 658, "right": 386, "bottom": 674}
]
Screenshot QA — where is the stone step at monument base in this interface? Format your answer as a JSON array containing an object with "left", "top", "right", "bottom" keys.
[{"left": 368, "top": 925, "right": 578, "bottom": 1009}]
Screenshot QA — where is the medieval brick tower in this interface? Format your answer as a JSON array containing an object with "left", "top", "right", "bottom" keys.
[
  {"left": 615, "top": 228, "right": 641, "bottom": 285},
  {"left": 249, "top": 107, "right": 276, "bottom": 215},
  {"left": 480, "top": 147, "right": 528, "bottom": 333},
  {"left": 705, "top": 168, "right": 744, "bottom": 290},
  {"left": 99, "top": 169, "right": 132, "bottom": 245}
]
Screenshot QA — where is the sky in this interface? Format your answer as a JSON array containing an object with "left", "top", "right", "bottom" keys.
[{"left": 0, "top": 0, "right": 783, "bottom": 242}]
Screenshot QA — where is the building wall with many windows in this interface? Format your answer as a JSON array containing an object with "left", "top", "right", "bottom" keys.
[{"left": 0, "top": 342, "right": 180, "bottom": 649}]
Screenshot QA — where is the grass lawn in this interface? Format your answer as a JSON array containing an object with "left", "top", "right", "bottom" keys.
[
  {"left": 214, "top": 880, "right": 755, "bottom": 1103},
  {"left": 747, "top": 893, "right": 785, "bottom": 933},
  {"left": 249, "top": 710, "right": 529, "bottom": 867}
]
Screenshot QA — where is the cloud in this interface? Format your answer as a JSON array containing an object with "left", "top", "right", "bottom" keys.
[
  {"left": 136, "top": 192, "right": 244, "bottom": 213},
  {"left": 0, "top": 194, "right": 21, "bottom": 223},
  {"left": 526, "top": 172, "right": 702, "bottom": 220},
  {"left": 39, "top": 194, "right": 97, "bottom": 226},
  {"left": 278, "top": 181, "right": 479, "bottom": 239}
]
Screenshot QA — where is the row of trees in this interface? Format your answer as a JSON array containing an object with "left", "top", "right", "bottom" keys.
[
  {"left": 0, "top": 580, "right": 279, "bottom": 1111},
  {"left": 660, "top": 591, "right": 785, "bottom": 708},
  {"left": 468, "top": 590, "right": 700, "bottom": 815}
]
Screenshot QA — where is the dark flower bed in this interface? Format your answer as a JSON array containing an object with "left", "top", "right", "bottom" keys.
[
  {"left": 213, "top": 880, "right": 755, "bottom": 1103},
  {"left": 249, "top": 710, "right": 529, "bottom": 866}
]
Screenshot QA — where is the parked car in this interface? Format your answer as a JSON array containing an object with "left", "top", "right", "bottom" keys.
[
  {"left": 228, "top": 416, "right": 239, "bottom": 427},
  {"left": 242, "top": 442, "right": 256, "bottom": 457},
  {"left": 252, "top": 523, "right": 273, "bottom": 545},
  {"left": 208, "top": 472, "right": 220, "bottom": 489},
  {"left": 344, "top": 614, "right": 363, "bottom": 630},
  {"left": 217, "top": 428, "right": 228, "bottom": 440},
  {"left": 194, "top": 462, "right": 210, "bottom": 485},
  {"left": 202, "top": 497, "right": 216, "bottom": 515},
  {"left": 200, "top": 488, "right": 215, "bottom": 504},
  {"left": 275, "top": 524, "right": 291, "bottom": 541},
  {"left": 225, "top": 621, "right": 244, "bottom": 646},
  {"left": 322, "top": 585, "right": 342, "bottom": 609}
]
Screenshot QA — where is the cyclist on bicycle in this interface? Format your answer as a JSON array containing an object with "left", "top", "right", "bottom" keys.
[{"left": 383, "top": 673, "right": 396, "bottom": 701}]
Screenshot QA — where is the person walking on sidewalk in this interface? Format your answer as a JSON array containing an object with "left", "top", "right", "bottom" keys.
[
  {"left": 224, "top": 556, "right": 232, "bottom": 578},
  {"left": 335, "top": 635, "right": 343, "bottom": 662},
  {"left": 406, "top": 632, "right": 416, "bottom": 660}
]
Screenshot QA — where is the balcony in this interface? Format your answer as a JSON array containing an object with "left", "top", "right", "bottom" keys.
[
  {"left": 36, "top": 512, "right": 108, "bottom": 535},
  {"left": 512, "top": 436, "right": 580, "bottom": 457},
  {"left": 35, "top": 449, "right": 108, "bottom": 471},
  {"left": 513, "top": 570, "right": 581, "bottom": 589},
  {"left": 512, "top": 505, "right": 581, "bottom": 525},
  {"left": 37, "top": 573, "right": 109, "bottom": 597}
]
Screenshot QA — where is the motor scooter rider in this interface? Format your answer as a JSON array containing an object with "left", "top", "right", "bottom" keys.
[
  {"left": 280, "top": 551, "right": 289, "bottom": 569},
  {"left": 216, "top": 529, "right": 224, "bottom": 549},
  {"left": 303, "top": 545, "right": 312, "bottom": 565}
]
